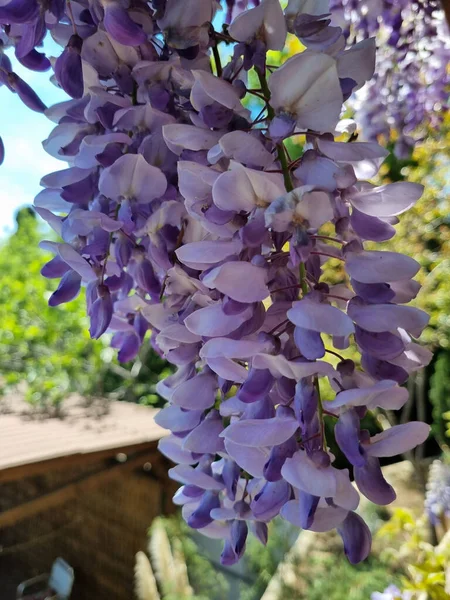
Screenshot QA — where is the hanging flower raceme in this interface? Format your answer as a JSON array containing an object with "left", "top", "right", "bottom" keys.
[
  {"left": 328, "top": 0, "right": 450, "bottom": 155},
  {"left": 0, "top": 0, "right": 432, "bottom": 566}
]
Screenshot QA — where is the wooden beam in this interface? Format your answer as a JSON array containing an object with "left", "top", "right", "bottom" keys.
[
  {"left": 441, "top": 0, "right": 450, "bottom": 30},
  {"left": 0, "top": 451, "right": 157, "bottom": 529},
  {"left": 0, "top": 441, "right": 159, "bottom": 483}
]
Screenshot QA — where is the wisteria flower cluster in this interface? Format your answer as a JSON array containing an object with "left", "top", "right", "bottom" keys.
[
  {"left": 1, "top": 0, "right": 432, "bottom": 565},
  {"left": 425, "top": 458, "right": 450, "bottom": 527},
  {"left": 329, "top": 0, "right": 450, "bottom": 156},
  {"left": 371, "top": 585, "right": 413, "bottom": 600}
]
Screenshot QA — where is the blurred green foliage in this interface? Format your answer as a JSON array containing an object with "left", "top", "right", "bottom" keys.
[
  {"left": 376, "top": 508, "right": 450, "bottom": 599},
  {"left": 429, "top": 351, "right": 450, "bottom": 448},
  {"left": 381, "top": 130, "right": 450, "bottom": 350},
  {"left": 0, "top": 208, "right": 169, "bottom": 411}
]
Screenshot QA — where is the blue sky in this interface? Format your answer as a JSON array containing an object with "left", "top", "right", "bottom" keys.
[{"left": 0, "top": 38, "right": 68, "bottom": 237}]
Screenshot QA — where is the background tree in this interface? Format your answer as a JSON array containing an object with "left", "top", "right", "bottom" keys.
[{"left": 0, "top": 208, "right": 169, "bottom": 411}]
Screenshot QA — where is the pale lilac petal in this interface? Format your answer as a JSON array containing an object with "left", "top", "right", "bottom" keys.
[
  {"left": 334, "top": 468, "right": 360, "bottom": 511},
  {"left": 224, "top": 439, "right": 269, "bottom": 477},
  {"left": 366, "top": 422, "right": 430, "bottom": 458},
  {"left": 317, "top": 139, "right": 388, "bottom": 163},
  {"left": 176, "top": 239, "right": 243, "bottom": 270},
  {"left": 326, "top": 380, "right": 404, "bottom": 410},
  {"left": 207, "top": 357, "right": 248, "bottom": 383},
  {"left": 184, "top": 303, "right": 253, "bottom": 337},
  {"left": 158, "top": 323, "right": 201, "bottom": 344},
  {"left": 349, "top": 182, "right": 424, "bottom": 217},
  {"left": 269, "top": 52, "right": 343, "bottom": 133},
  {"left": 336, "top": 38, "right": 376, "bottom": 89},
  {"left": 158, "top": 435, "right": 198, "bottom": 465},
  {"left": 39, "top": 241, "right": 97, "bottom": 282},
  {"left": 191, "top": 70, "right": 250, "bottom": 119},
  {"left": 389, "top": 343, "right": 433, "bottom": 372},
  {"left": 154, "top": 405, "right": 203, "bottom": 432},
  {"left": 99, "top": 153, "right": 167, "bottom": 203},
  {"left": 281, "top": 501, "right": 347, "bottom": 531},
  {"left": 221, "top": 416, "right": 298, "bottom": 447},
  {"left": 294, "top": 188, "right": 334, "bottom": 229},
  {"left": 229, "top": 0, "right": 287, "bottom": 50},
  {"left": 163, "top": 124, "right": 222, "bottom": 155},
  {"left": 309, "top": 506, "right": 349, "bottom": 532},
  {"left": 317, "top": 139, "right": 388, "bottom": 179},
  {"left": 171, "top": 372, "right": 217, "bottom": 410},
  {"left": 212, "top": 131, "right": 274, "bottom": 168},
  {"left": 281, "top": 451, "right": 337, "bottom": 497},
  {"left": 183, "top": 411, "right": 225, "bottom": 454},
  {"left": 348, "top": 302, "right": 429, "bottom": 337},
  {"left": 74, "top": 133, "right": 131, "bottom": 169},
  {"left": 390, "top": 280, "right": 421, "bottom": 304},
  {"left": 203, "top": 261, "right": 269, "bottom": 303},
  {"left": 346, "top": 251, "right": 420, "bottom": 284},
  {"left": 213, "top": 163, "right": 284, "bottom": 213},
  {"left": 252, "top": 353, "right": 335, "bottom": 379},
  {"left": 201, "top": 338, "right": 273, "bottom": 360},
  {"left": 169, "top": 465, "right": 225, "bottom": 491},
  {"left": 288, "top": 298, "right": 355, "bottom": 336},
  {"left": 34, "top": 189, "right": 72, "bottom": 213}
]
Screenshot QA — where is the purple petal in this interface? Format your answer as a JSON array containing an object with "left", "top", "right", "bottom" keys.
[
  {"left": 281, "top": 451, "right": 337, "bottom": 497},
  {"left": 294, "top": 326, "right": 325, "bottom": 360},
  {"left": 171, "top": 372, "right": 217, "bottom": 410},
  {"left": 203, "top": 261, "right": 269, "bottom": 303},
  {"left": 183, "top": 411, "right": 225, "bottom": 454},
  {"left": 347, "top": 300, "right": 429, "bottom": 337},
  {"left": 251, "top": 480, "right": 291, "bottom": 522},
  {"left": 169, "top": 465, "right": 225, "bottom": 491},
  {"left": 350, "top": 208, "right": 396, "bottom": 242},
  {"left": 288, "top": 298, "right": 355, "bottom": 337},
  {"left": 354, "top": 456, "right": 396, "bottom": 505},
  {"left": 176, "top": 239, "right": 242, "bottom": 270},
  {"left": 188, "top": 491, "right": 221, "bottom": 529},
  {"left": 366, "top": 422, "right": 430, "bottom": 458},
  {"left": 252, "top": 353, "right": 335, "bottom": 380},
  {"left": 334, "top": 409, "right": 366, "bottom": 467},
  {"left": 99, "top": 154, "right": 167, "bottom": 203},
  {"left": 355, "top": 327, "right": 405, "bottom": 360},
  {"left": 154, "top": 405, "right": 203, "bottom": 433},
  {"left": 326, "top": 380, "right": 407, "bottom": 411},
  {"left": 349, "top": 182, "right": 423, "bottom": 217},
  {"left": 237, "top": 368, "right": 274, "bottom": 404},
  {"left": 48, "top": 270, "right": 81, "bottom": 306},
  {"left": 158, "top": 435, "right": 198, "bottom": 465},
  {"left": 269, "top": 52, "right": 343, "bottom": 133},
  {"left": 8, "top": 72, "right": 46, "bottom": 112},
  {"left": 103, "top": 1, "right": 147, "bottom": 46},
  {"left": 224, "top": 439, "right": 268, "bottom": 477},
  {"left": 54, "top": 35, "right": 84, "bottom": 99},
  {"left": 346, "top": 251, "right": 420, "bottom": 284},
  {"left": 337, "top": 512, "right": 371, "bottom": 564},
  {"left": 221, "top": 416, "right": 298, "bottom": 447},
  {"left": 89, "top": 285, "right": 113, "bottom": 339}
]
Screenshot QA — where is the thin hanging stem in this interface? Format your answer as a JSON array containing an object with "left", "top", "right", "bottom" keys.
[
  {"left": 325, "top": 348, "right": 346, "bottom": 361},
  {"left": 66, "top": 0, "right": 77, "bottom": 34},
  {"left": 212, "top": 42, "right": 223, "bottom": 78}
]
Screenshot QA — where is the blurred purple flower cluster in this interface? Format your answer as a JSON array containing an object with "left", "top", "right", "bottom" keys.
[
  {"left": 425, "top": 458, "right": 450, "bottom": 527},
  {"left": 330, "top": 0, "right": 450, "bottom": 156},
  {"left": 371, "top": 585, "right": 413, "bottom": 600},
  {"left": 1, "top": 0, "right": 432, "bottom": 564}
]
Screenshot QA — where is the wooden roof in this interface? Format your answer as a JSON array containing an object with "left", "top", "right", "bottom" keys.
[{"left": 0, "top": 395, "right": 167, "bottom": 477}]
